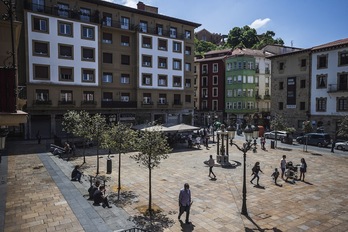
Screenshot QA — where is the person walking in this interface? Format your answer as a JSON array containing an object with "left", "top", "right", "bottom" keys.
[
  {"left": 250, "top": 162, "right": 263, "bottom": 186},
  {"left": 271, "top": 168, "right": 280, "bottom": 185},
  {"left": 260, "top": 136, "right": 266, "bottom": 150},
  {"left": 299, "top": 158, "right": 307, "bottom": 181},
  {"left": 331, "top": 139, "right": 335, "bottom": 153},
  {"left": 178, "top": 183, "right": 192, "bottom": 224},
  {"left": 208, "top": 155, "right": 216, "bottom": 179},
  {"left": 280, "top": 155, "right": 287, "bottom": 179}
]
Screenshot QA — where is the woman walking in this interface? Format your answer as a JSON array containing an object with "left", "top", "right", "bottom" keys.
[
  {"left": 299, "top": 158, "right": 307, "bottom": 181},
  {"left": 250, "top": 162, "right": 263, "bottom": 186}
]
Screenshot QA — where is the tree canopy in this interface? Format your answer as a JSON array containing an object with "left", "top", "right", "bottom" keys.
[{"left": 194, "top": 37, "right": 218, "bottom": 55}]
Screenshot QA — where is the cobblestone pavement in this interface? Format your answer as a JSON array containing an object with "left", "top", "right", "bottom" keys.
[{"left": 1, "top": 139, "right": 348, "bottom": 232}]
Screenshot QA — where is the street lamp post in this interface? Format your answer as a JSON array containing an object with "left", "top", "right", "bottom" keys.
[{"left": 229, "top": 124, "right": 259, "bottom": 216}]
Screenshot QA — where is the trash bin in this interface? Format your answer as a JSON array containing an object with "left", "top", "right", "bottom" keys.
[
  {"left": 271, "top": 140, "right": 275, "bottom": 149},
  {"left": 107, "top": 158, "right": 112, "bottom": 174}
]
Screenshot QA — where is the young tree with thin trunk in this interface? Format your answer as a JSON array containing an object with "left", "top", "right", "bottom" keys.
[
  {"left": 101, "top": 122, "right": 136, "bottom": 200},
  {"left": 130, "top": 127, "right": 172, "bottom": 219}
]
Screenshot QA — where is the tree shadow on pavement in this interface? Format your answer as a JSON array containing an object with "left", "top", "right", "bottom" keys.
[
  {"left": 108, "top": 190, "right": 138, "bottom": 207},
  {"left": 129, "top": 210, "right": 175, "bottom": 232}
]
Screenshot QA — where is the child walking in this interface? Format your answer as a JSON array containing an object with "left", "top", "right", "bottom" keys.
[
  {"left": 250, "top": 162, "right": 263, "bottom": 186},
  {"left": 271, "top": 168, "right": 280, "bottom": 185}
]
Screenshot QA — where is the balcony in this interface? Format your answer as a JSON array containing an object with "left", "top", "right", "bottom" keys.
[
  {"left": 157, "top": 101, "right": 168, "bottom": 108},
  {"left": 328, "top": 84, "right": 348, "bottom": 93},
  {"left": 25, "top": 1, "right": 100, "bottom": 23},
  {"left": 172, "top": 101, "right": 183, "bottom": 107},
  {"left": 264, "top": 95, "right": 271, "bottom": 100},
  {"left": 101, "top": 101, "right": 137, "bottom": 108},
  {"left": 141, "top": 101, "right": 154, "bottom": 107},
  {"left": 58, "top": 100, "right": 76, "bottom": 106},
  {"left": 33, "top": 100, "right": 52, "bottom": 105},
  {"left": 81, "top": 101, "right": 97, "bottom": 107}
]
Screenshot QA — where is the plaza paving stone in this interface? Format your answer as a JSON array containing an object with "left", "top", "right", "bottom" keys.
[{"left": 1, "top": 139, "right": 348, "bottom": 232}]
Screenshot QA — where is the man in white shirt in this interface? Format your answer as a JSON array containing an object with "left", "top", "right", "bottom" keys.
[{"left": 280, "top": 155, "right": 287, "bottom": 179}]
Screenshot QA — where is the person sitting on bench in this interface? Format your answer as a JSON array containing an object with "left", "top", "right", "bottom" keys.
[
  {"left": 88, "top": 180, "right": 100, "bottom": 200},
  {"left": 52, "top": 142, "right": 71, "bottom": 156},
  {"left": 93, "top": 185, "right": 112, "bottom": 208},
  {"left": 71, "top": 165, "right": 82, "bottom": 183}
]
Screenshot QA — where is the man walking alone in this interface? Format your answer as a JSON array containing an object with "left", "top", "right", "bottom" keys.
[{"left": 208, "top": 155, "right": 216, "bottom": 179}]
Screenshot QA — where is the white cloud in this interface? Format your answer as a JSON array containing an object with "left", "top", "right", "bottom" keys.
[
  {"left": 103, "top": 0, "right": 147, "bottom": 8},
  {"left": 249, "top": 18, "right": 271, "bottom": 29}
]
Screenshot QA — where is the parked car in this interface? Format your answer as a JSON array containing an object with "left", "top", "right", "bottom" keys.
[
  {"left": 335, "top": 141, "right": 348, "bottom": 150},
  {"left": 264, "top": 130, "right": 288, "bottom": 140},
  {"left": 296, "top": 133, "right": 331, "bottom": 147}
]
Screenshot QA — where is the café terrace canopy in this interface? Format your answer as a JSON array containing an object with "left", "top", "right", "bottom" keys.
[{"left": 132, "top": 123, "right": 200, "bottom": 132}]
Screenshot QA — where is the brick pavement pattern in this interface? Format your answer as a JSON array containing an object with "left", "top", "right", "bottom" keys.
[{"left": 1, "top": 139, "right": 348, "bottom": 232}]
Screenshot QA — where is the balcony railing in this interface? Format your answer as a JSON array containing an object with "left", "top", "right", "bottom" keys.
[
  {"left": 101, "top": 101, "right": 137, "bottom": 108},
  {"left": 33, "top": 100, "right": 52, "bottom": 105},
  {"left": 173, "top": 101, "right": 183, "bottom": 106},
  {"left": 81, "top": 101, "right": 97, "bottom": 106},
  {"left": 58, "top": 100, "right": 76, "bottom": 105},
  {"left": 328, "top": 84, "right": 348, "bottom": 93},
  {"left": 25, "top": 1, "right": 100, "bottom": 23}
]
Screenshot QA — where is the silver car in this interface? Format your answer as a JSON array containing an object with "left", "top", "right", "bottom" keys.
[
  {"left": 264, "top": 130, "right": 287, "bottom": 140},
  {"left": 335, "top": 141, "right": 348, "bottom": 150}
]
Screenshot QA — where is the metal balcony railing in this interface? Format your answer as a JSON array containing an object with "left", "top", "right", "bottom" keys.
[
  {"left": 328, "top": 84, "right": 348, "bottom": 93},
  {"left": 101, "top": 101, "right": 137, "bottom": 108}
]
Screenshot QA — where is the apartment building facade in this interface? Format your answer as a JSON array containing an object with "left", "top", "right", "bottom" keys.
[
  {"left": 310, "top": 38, "right": 348, "bottom": 135},
  {"left": 269, "top": 49, "right": 311, "bottom": 133},
  {"left": 194, "top": 49, "right": 230, "bottom": 126},
  {"left": 21, "top": 0, "right": 200, "bottom": 139}
]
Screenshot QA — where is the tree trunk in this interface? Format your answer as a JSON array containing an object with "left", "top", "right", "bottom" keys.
[
  {"left": 117, "top": 151, "right": 121, "bottom": 200},
  {"left": 148, "top": 155, "right": 152, "bottom": 220}
]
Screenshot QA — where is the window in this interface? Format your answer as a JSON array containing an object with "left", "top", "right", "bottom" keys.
[
  {"left": 169, "top": 27, "right": 177, "bottom": 38},
  {"left": 82, "top": 69, "right": 94, "bottom": 82},
  {"left": 139, "top": 21, "right": 147, "bottom": 32},
  {"left": 59, "top": 67, "right": 73, "bottom": 81},
  {"left": 174, "top": 94, "right": 181, "bottom": 105},
  {"left": 173, "top": 41, "right": 181, "bottom": 52},
  {"left": 33, "top": 41, "right": 49, "bottom": 56},
  {"left": 156, "top": 24, "right": 163, "bottom": 35},
  {"left": 142, "top": 36, "right": 152, "bottom": 48},
  {"left": 339, "top": 51, "right": 348, "bottom": 66},
  {"left": 202, "top": 88, "right": 208, "bottom": 97},
  {"left": 32, "top": 0, "right": 44, "bottom": 12},
  {"left": 300, "top": 80, "right": 306, "bottom": 88},
  {"left": 83, "top": 91, "right": 94, "bottom": 102},
  {"left": 227, "top": 90, "right": 232, "bottom": 97},
  {"left": 278, "top": 102, "right": 284, "bottom": 110},
  {"left": 103, "top": 92, "right": 113, "bottom": 101},
  {"left": 121, "top": 74, "right": 130, "bottom": 84},
  {"left": 158, "top": 39, "right": 167, "bottom": 51},
  {"left": 120, "top": 93, "right": 130, "bottom": 102},
  {"left": 316, "top": 74, "right": 327, "bottom": 88},
  {"left": 158, "top": 94, "right": 167, "bottom": 104},
  {"left": 213, "top": 88, "right": 218, "bottom": 97},
  {"left": 81, "top": 26, "right": 94, "bottom": 40},
  {"left": 103, "top": 53, "right": 112, "bottom": 63},
  {"left": 60, "top": 90, "right": 73, "bottom": 102},
  {"left": 142, "top": 73, "right": 152, "bottom": 85},
  {"left": 80, "top": 8, "right": 91, "bottom": 22},
  {"left": 32, "top": 16, "right": 48, "bottom": 32},
  {"left": 121, "top": 35, "right": 129, "bottom": 46},
  {"left": 317, "top": 55, "right": 328, "bottom": 69},
  {"left": 226, "top": 102, "right": 232, "bottom": 109},
  {"left": 102, "top": 13, "right": 112, "bottom": 27},
  {"left": 338, "top": 73, "right": 348, "bottom": 90},
  {"left": 316, "top": 98, "right": 327, "bottom": 111},
  {"left": 185, "top": 30, "right": 191, "bottom": 39},
  {"left": 142, "top": 55, "right": 152, "bottom": 67},
  {"left": 279, "top": 62, "right": 284, "bottom": 71},
  {"left": 202, "top": 77, "right": 207, "bottom": 87},
  {"left": 213, "top": 63, "right": 218, "bottom": 73},
  {"left": 82, "top": 47, "right": 95, "bottom": 61},
  {"left": 120, "top": 16, "right": 130, "bottom": 29},
  {"left": 57, "top": 3, "right": 69, "bottom": 17},
  {"left": 185, "top": 46, "right": 191, "bottom": 55},
  {"left": 173, "top": 76, "right": 182, "bottom": 87},
  {"left": 300, "top": 102, "right": 305, "bottom": 110},
  {"left": 337, "top": 97, "right": 348, "bottom": 111},
  {"left": 185, "top": 79, "right": 191, "bottom": 88},
  {"left": 227, "top": 77, "right": 232, "bottom": 84},
  {"left": 33, "top": 64, "right": 49, "bottom": 80},
  {"left": 202, "top": 65, "right": 208, "bottom": 74},
  {"left": 58, "top": 21, "right": 72, "bottom": 36},
  {"left": 59, "top": 44, "right": 73, "bottom": 59},
  {"left": 173, "top": 59, "right": 182, "bottom": 70},
  {"left": 102, "top": 33, "right": 112, "bottom": 44},
  {"left": 185, "top": 95, "right": 191, "bottom": 103},
  {"left": 102, "top": 72, "right": 113, "bottom": 83},
  {"left": 35, "top": 89, "right": 49, "bottom": 102},
  {"left": 301, "top": 58, "right": 307, "bottom": 68},
  {"left": 121, "top": 55, "right": 130, "bottom": 65},
  {"left": 185, "top": 63, "right": 191, "bottom": 71},
  {"left": 158, "top": 75, "right": 167, "bottom": 86},
  {"left": 279, "top": 82, "right": 284, "bottom": 90},
  {"left": 158, "top": 57, "right": 167, "bottom": 68},
  {"left": 143, "top": 93, "right": 152, "bottom": 104}
]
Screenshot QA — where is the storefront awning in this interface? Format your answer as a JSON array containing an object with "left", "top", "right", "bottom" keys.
[{"left": 0, "top": 110, "right": 28, "bottom": 126}]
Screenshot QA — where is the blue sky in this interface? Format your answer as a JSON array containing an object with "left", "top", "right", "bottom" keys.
[{"left": 106, "top": 0, "right": 348, "bottom": 49}]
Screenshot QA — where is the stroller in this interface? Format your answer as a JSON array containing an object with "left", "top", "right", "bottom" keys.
[{"left": 285, "top": 161, "right": 298, "bottom": 183}]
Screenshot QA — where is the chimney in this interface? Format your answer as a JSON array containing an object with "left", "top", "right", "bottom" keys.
[{"left": 137, "top": 1, "right": 158, "bottom": 14}]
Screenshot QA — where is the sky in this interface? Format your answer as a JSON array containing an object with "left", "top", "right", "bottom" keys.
[{"left": 105, "top": 0, "right": 348, "bottom": 49}]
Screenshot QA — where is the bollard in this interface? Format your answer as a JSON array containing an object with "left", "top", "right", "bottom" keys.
[
  {"left": 107, "top": 158, "right": 112, "bottom": 174},
  {"left": 271, "top": 140, "right": 275, "bottom": 149}
]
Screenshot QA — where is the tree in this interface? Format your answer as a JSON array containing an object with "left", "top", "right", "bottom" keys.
[
  {"left": 89, "top": 113, "right": 107, "bottom": 175},
  {"left": 62, "top": 110, "right": 80, "bottom": 142},
  {"left": 194, "top": 37, "right": 218, "bottom": 55},
  {"left": 130, "top": 126, "right": 172, "bottom": 219},
  {"left": 337, "top": 116, "right": 348, "bottom": 138},
  {"left": 302, "top": 121, "right": 313, "bottom": 134},
  {"left": 101, "top": 122, "right": 136, "bottom": 200}
]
